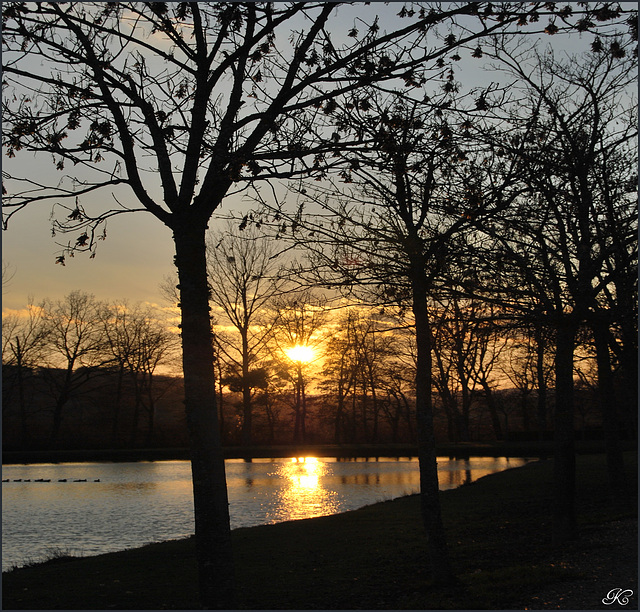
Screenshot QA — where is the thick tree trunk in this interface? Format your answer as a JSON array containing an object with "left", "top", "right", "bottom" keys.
[
  {"left": 535, "top": 325, "right": 548, "bottom": 456},
  {"left": 592, "top": 316, "right": 626, "bottom": 496},
  {"left": 174, "top": 222, "right": 235, "bottom": 609},
  {"left": 411, "top": 270, "right": 454, "bottom": 585},
  {"left": 552, "top": 318, "right": 577, "bottom": 545}
]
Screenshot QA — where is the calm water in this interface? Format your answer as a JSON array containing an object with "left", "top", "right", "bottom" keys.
[{"left": 2, "top": 456, "right": 528, "bottom": 571}]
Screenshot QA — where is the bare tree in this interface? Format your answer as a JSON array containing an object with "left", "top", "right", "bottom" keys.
[
  {"left": 500, "top": 320, "right": 555, "bottom": 446},
  {"left": 3, "top": 2, "right": 631, "bottom": 603},
  {"left": 430, "top": 297, "right": 481, "bottom": 442},
  {"left": 259, "top": 87, "right": 531, "bottom": 581},
  {"left": 40, "top": 291, "right": 106, "bottom": 444},
  {"left": 380, "top": 349, "right": 417, "bottom": 443},
  {"left": 99, "top": 302, "right": 136, "bottom": 446},
  {"left": 321, "top": 306, "right": 398, "bottom": 443},
  {"left": 320, "top": 308, "right": 361, "bottom": 444},
  {"left": 100, "top": 301, "right": 179, "bottom": 446},
  {"left": 471, "top": 35, "right": 637, "bottom": 542},
  {"left": 265, "top": 291, "right": 327, "bottom": 444},
  {"left": 2, "top": 299, "right": 50, "bottom": 446},
  {"left": 206, "top": 223, "right": 284, "bottom": 447}
]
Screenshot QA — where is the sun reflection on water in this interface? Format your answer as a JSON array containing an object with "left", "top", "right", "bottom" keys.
[
  {"left": 270, "top": 457, "right": 341, "bottom": 523},
  {"left": 289, "top": 457, "right": 321, "bottom": 489}
]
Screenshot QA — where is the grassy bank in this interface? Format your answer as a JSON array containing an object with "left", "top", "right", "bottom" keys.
[{"left": 3, "top": 453, "right": 636, "bottom": 610}]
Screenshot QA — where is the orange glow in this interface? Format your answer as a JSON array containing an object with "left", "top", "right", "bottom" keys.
[
  {"left": 285, "top": 344, "right": 315, "bottom": 363},
  {"left": 287, "top": 457, "right": 321, "bottom": 489}
]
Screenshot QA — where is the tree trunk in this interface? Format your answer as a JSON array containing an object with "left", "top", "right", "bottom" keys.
[
  {"left": 15, "top": 343, "right": 28, "bottom": 448},
  {"left": 301, "top": 369, "right": 308, "bottom": 444},
  {"left": 592, "top": 315, "right": 626, "bottom": 496},
  {"left": 434, "top": 357, "right": 459, "bottom": 443},
  {"left": 111, "top": 364, "right": 125, "bottom": 447},
  {"left": 552, "top": 318, "right": 577, "bottom": 545},
  {"left": 351, "top": 388, "right": 358, "bottom": 443},
  {"left": 335, "top": 385, "right": 345, "bottom": 444},
  {"left": 458, "top": 371, "right": 472, "bottom": 442},
  {"left": 481, "top": 379, "right": 503, "bottom": 441},
  {"left": 214, "top": 354, "right": 226, "bottom": 444},
  {"left": 293, "top": 368, "right": 303, "bottom": 444},
  {"left": 241, "top": 331, "right": 252, "bottom": 448},
  {"left": 361, "top": 381, "right": 369, "bottom": 442},
  {"left": 145, "top": 373, "right": 156, "bottom": 447},
  {"left": 50, "top": 367, "right": 73, "bottom": 446},
  {"left": 535, "top": 325, "right": 548, "bottom": 457},
  {"left": 371, "top": 386, "right": 379, "bottom": 443},
  {"left": 411, "top": 269, "right": 454, "bottom": 585},
  {"left": 174, "top": 222, "right": 235, "bottom": 609},
  {"left": 265, "top": 394, "right": 276, "bottom": 444}
]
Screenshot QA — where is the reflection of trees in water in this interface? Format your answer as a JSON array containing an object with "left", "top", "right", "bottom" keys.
[
  {"left": 437, "top": 457, "right": 527, "bottom": 488},
  {"left": 337, "top": 472, "right": 417, "bottom": 486},
  {"left": 227, "top": 457, "right": 530, "bottom": 522}
]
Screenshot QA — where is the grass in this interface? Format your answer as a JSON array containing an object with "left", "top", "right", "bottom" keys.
[
  {"left": 6, "top": 546, "right": 81, "bottom": 573},
  {"left": 3, "top": 453, "right": 636, "bottom": 610}
]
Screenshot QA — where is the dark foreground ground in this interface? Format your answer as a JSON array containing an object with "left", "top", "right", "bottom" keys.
[{"left": 3, "top": 453, "right": 637, "bottom": 610}]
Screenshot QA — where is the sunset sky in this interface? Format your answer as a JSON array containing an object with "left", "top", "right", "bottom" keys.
[
  {"left": 3, "top": 199, "right": 175, "bottom": 311},
  {"left": 1, "top": 3, "right": 622, "bottom": 315},
  {"left": 2, "top": 188, "right": 252, "bottom": 312}
]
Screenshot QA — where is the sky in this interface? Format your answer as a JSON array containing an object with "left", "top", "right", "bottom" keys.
[
  {"left": 2, "top": 197, "right": 177, "bottom": 311},
  {"left": 2, "top": 2, "right": 632, "bottom": 315}
]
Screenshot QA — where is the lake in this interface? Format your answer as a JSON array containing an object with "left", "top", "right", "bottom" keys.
[{"left": 2, "top": 456, "right": 529, "bottom": 571}]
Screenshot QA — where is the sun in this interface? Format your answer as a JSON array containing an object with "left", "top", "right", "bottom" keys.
[{"left": 285, "top": 344, "right": 315, "bottom": 364}]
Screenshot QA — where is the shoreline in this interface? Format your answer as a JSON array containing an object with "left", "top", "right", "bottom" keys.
[
  {"left": 3, "top": 439, "right": 632, "bottom": 464},
  {"left": 2, "top": 455, "right": 533, "bottom": 574},
  {"left": 3, "top": 453, "right": 636, "bottom": 610}
]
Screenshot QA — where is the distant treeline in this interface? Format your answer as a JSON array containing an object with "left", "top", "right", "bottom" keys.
[
  {"left": 2, "top": 289, "right": 638, "bottom": 452},
  {"left": 2, "top": 362, "right": 633, "bottom": 453}
]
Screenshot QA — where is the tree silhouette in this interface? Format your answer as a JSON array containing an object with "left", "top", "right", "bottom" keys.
[
  {"left": 206, "top": 223, "right": 284, "bottom": 447},
  {"left": 469, "top": 35, "right": 637, "bottom": 541},
  {"left": 2, "top": 299, "right": 50, "bottom": 446},
  {"left": 321, "top": 306, "right": 399, "bottom": 443},
  {"left": 40, "top": 291, "right": 107, "bottom": 444},
  {"left": 3, "top": 2, "right": 633, "bottom": 604},
  {"left": 260, "top": 86, "right": 534, "bottom": 581},
  {"left": 265, "top": 291, "right": 327, "bottom": 445},
  {"left": 100, "top": 301, "right": 178, "bottom": 446}
]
